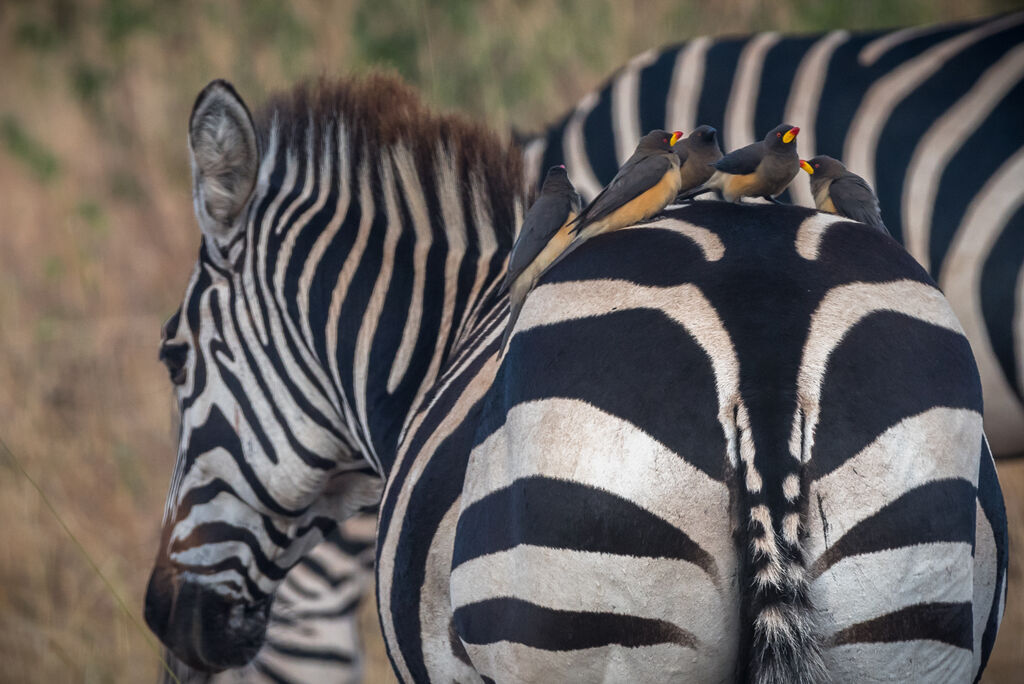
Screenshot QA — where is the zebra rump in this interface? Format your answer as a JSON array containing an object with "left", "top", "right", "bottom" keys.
[{"left": 441, "top": 205, "right": 1006, "bottom": 683}]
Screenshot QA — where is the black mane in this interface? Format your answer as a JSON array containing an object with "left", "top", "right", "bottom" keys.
[{"left": 253, "top": 73, "right": 525, "bottom": 237}]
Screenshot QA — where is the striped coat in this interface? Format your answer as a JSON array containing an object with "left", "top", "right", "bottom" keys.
[
  {"left": 523, "top": 12, "right": 1024, "bottom": 456},
  {"left": 379, "top": 205, "right": 1008, "bottom": 683},
  {"left": 145, "top": 75, "right": 1006, "bottom": 684}
]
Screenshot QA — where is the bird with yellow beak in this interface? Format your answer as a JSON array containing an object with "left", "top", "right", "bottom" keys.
[
  {"left": 566, "top": 129, "right": 683, "bottom": 244},
  {"left": 800, "top": 155, "right": 890, "bottom": 235},
  {"left": 680, "top": 124, "right": 801, "bottom": 204}
]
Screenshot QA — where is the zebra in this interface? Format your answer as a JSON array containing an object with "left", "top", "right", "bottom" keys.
[
  {"left": 388, "top": 205, "right": 1008, "bottom": 683},
  {"left": 144, "top": 74, "right": 523, "bottom": 673},
  {"left": 153, "top": 16, "right": 1024, "bottom": 674},
  {"left": 521, "top": 11, "right": 1024, "bottom": 457},
  {"left": 144, "top": 75, "right": 1007, "bottom": 682},
  {"left": 160, "top": 515, "right": 375, "bottom": 683}
]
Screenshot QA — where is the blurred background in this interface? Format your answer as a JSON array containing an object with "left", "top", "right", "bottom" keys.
[{"left": 1, "top": 1, "right": 1021, "bottom": 681}]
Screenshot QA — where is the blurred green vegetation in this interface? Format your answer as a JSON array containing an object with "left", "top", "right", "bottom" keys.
[
  {"left": 2, "top": 115, "right": 60, "bottom": 182},
  {"left": 5, "top": 0, "right": 1021, "bottom": 133}
]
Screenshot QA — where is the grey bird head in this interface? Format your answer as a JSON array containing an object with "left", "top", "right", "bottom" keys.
[
  {"left": 539, "top": 164, "right": 581, "bottom": 212},
  {"left": 688, "top": 125, "right": 719, "bottom": 148},
  {"left": 540, "top": 164, "right": 574, "bottom": 193},
  {"left": 637, "top": 129, "right": 683, "bottom": 154},
  {"left": 764, "top": 123, "right": 800, "bottom": 153},
  {"left": 803, "top": 155, "right": 847, "bottom": 179},
  {"left": 684, "top": 125, "right": 723, "bottom": 160}
]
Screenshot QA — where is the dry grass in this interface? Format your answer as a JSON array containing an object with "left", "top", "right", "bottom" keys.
[{"left": 0, "top": 1, "right": 1020, "bottom": 681}]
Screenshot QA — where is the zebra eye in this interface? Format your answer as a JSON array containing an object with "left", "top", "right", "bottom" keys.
[{"left": 159, "top": 343, "right": 189, "bottom": 386}]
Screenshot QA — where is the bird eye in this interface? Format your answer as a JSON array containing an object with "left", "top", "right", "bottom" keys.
[
  {"left": 815, "top": 163, "right": 819, "bottom": 168},
  {"left": 777, "top": 132, "right": 782, "bottom": 138},
  {"left": 663, "top": 137, "right": 668, "bottom": 143}
]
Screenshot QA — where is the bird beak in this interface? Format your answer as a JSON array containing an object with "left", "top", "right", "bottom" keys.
[
  {"left": 783, "top": 127, "right": 800, "bottom": 144},
  {"left": 669, "top": 131, "right": 683, "bottom": 146},
  {"left": 800, "top": 160, "right": 814, "bottom": 175}
]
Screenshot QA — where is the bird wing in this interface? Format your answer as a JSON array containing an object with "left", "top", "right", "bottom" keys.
[
  {"left": 712, "top": 142, "right": 764, "bottom": 175},
  {"left": 829, "top": 174, "right": 889, "bottom": 234},
  {"left": 572, "top": 154, "right": 675, "bottom": 229},
  {"left": 504, "top": 193, "right": 573, "bottom": 287}
]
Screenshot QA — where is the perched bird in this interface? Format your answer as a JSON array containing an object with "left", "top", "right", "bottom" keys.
[
  {"left": 681, "top": 124, "right": 801, "bottom": 204},
  {"left": 800, "top": 156, "right": 889, "bottom": 235},
  {"left": 500, "top": 164, "right": 582, "bottom": 353},
  {"left": 568, "top": 129, "right": 683, "bottom": 244},
  {"left": 676, "top": 125, "right": 723, "bottom": 195}
]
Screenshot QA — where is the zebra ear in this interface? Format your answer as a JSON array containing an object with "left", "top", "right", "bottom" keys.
[{"left": 188, "top": 79, "right": 259, "bottom": 260}]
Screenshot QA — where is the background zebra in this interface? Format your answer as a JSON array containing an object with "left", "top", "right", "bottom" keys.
[
  {"left": 161, "top": 515, "right": 375, "bottom": 684},
  {"left": 522, "top": 12, "right": 1024, "bottom": 457},
  {"left": 145, "top": 73, "right": 1005, "bottom": 682}
]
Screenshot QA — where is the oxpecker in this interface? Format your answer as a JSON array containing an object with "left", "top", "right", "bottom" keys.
[
  {"left": 500, "top": 165, "right": 582, "bottom": 353},
  {"left": 801, "top": 156, "right": 889, "bottom": 235},
  {"left": 681, "top": 124, "right": 801, "bottom": 204},
  {"left": 568, "top": 129, "right": 683, "bottom": 244},
  {"left": 676, "top": 125, "right": 723, "bottom": 195}
]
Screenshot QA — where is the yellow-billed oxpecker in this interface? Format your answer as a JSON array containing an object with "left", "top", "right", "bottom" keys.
[
  {"left": 681, "top": 123, "right": 801, "bottom": 204},
  {"left": 567, "top": 129, "right": 683, "bottom": 246},
  {"left": 801, "top": 155, "right": 890, "bottom": 236},
  {"left": 676, "top": 125, "right": 723, "bottom": 195},
  {"left": 500, "top": 164, "right": 582, "bottom": 353}
]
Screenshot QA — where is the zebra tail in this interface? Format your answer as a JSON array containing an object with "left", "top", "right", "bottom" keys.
[{"left": 741, "top": 461, "right": 825, "bottom": 684}]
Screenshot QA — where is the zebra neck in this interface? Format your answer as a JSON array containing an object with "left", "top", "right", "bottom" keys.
[{"left": 266, "top": 143, "right": 518, "bottom": 473}]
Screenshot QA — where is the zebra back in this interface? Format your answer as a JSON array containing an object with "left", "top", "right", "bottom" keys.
[{"left": 523, "top": 12, "right": 1024, "bottom": 455}]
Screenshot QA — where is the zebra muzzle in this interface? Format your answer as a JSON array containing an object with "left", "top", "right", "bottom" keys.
[{"left": 144, "top": 564, "right": 271, "bottom": 672}]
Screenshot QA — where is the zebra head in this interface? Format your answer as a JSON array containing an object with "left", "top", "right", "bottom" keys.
[{"left": 144, "top": 80, "right": 382, "bottom": 672}]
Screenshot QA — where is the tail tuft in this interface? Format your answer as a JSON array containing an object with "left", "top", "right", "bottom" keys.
[{"left": 743, "top": 480, "right": 825, "bottom": 684}]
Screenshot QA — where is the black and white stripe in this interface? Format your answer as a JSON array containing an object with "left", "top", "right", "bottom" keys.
[
  {"left": 523, "top": 12, "right": 1024, "bottom": 456},
  {"left": 424, "top": 205, "right": 1007, "bottom": 682},
  {"left": 144, "top": 76, "right": 523, "bottom": 673},
  {"left": 146, "top": 76, "right": 1008, "bottom": 682},
  {"left": 372, "top": 207, "right": 1008, "bottom": 682}
]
